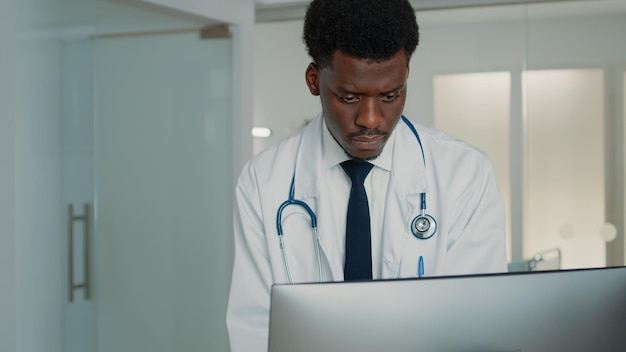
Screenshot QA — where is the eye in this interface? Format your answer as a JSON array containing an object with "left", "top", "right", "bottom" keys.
[
  {"left": 382, "top": 94, "right": 398, "bottom": 102},
  {"left": 340, "top": 95, "right": 360, "bottom": 104}
]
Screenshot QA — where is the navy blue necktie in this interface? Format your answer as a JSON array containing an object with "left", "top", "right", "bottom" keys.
[{"left": 340, "top": 160, "right": 374, "bottom": 281}]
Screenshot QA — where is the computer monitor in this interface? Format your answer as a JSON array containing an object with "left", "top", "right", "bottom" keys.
[{"left": 268, "top": 266, "right": 626, "bottom": 352}]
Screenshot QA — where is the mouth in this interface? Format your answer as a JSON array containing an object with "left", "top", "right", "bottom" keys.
[
  {"left": 351, "top": 134, "right": 386, "bottom": 148},
  {"left": 348, "top": 133, "right": 388, "bottom": 158}
]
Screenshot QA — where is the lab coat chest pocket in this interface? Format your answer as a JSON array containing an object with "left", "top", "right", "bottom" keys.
[{"left": 395, "top": 235, "right": 441, "bottom": 278}]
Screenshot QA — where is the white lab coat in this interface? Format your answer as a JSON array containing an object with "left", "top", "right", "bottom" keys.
[{"left": 226, "top": 115, "right": 507, "bottom": 352}]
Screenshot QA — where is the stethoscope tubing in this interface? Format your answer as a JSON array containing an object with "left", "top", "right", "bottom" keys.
[{"left": 276, "top": 176, "right": 322, "bottom": 283}]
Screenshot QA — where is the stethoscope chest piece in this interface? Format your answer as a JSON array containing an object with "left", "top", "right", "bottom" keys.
[{"left": 411, "top": 213, "right": 437, "bottom": 239}]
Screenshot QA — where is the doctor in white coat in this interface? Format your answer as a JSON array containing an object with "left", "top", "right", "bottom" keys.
[{"left": 226, "top": 0, "right": 507, "bottom": 351}]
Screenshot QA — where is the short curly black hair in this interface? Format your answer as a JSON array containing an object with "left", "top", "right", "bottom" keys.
[{"left": 303, "top": 0, "right": 419, "bottom": 68}]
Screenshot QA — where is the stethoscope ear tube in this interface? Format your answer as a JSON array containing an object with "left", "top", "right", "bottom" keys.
[
  {"left": 276, "top": 176, "right": 321, "bottom": 283},
  {"left": 278, "top": 235, "right": 293, "bottom": 283}
]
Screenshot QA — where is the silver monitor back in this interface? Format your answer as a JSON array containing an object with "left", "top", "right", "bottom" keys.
[{"left": 268, "top": 266, "right": 626, "bottom": 352}]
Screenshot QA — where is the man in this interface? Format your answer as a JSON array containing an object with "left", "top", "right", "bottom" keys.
[{"left": 226, "top": 0, "right": 507, "bottom": 351}]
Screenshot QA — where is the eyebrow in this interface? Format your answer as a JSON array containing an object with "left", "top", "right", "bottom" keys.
[
  {"left": 382, "top": 85, "right": 407, "bottom": 94},
  {"left": 337, "top": 84, "right": 406, "bottom": 95}
]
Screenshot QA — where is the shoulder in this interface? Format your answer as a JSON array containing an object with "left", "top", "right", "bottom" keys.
[
  {"left": 397, "top": 118, "right": 495, "bottom": 194},
  {"left": 237, "top": 127, "right": 307, "bottom": 189},
  {"left": 404, "top": 120, "right": 492, "bottom": 168}
]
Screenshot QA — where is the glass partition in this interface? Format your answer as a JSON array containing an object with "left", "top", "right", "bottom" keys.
[
  {"left": 524, "top": 1, "right": 626, "bottom": 269},
  {"left": 524, "top": 69, "right": 605, "bottom": 269},
  {"left": 425, "top": 1, "right": 626, "bottom": 269}
]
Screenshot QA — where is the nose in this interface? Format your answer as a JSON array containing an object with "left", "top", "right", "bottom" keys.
[{"left": 355, "top": 97, "right": 383, "bottom": 129}]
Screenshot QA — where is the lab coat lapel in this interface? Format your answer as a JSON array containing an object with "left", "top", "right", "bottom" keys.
[
  {"left": 292, "top": 115, "right": 344, "bottom": 281},
  {"left": 382, "top": 119, "right": 429, "bottom": 278}
]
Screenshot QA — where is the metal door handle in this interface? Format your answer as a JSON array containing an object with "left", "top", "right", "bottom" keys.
[{"left": 68, "top": 203, "right": 91, "bottom": 302}]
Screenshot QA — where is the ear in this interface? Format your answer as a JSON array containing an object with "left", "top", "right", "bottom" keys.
[{"left": 305, "top": 63, "right": 320, "bottom": 96}]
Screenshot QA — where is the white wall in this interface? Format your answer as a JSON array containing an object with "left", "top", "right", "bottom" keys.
[
  {"left": 252, "top": 20, "right": 317, "bottom": 152},
  {"left": 0, "top": 0, "right": 17, "bottom": 350},
  {"left": 15, "top": 37, "right": 65, "bottom": 352}
]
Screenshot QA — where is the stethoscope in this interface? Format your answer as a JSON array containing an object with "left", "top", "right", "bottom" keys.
[{"left": 275, "top": 116, "right": 438, "bottom": 283}]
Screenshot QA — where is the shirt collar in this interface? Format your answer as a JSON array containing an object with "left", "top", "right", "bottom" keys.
[{"left": 322, "top": 118, "right": 394, "bottom": 172}]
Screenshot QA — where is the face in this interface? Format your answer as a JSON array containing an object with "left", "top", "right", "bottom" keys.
[{"left": 305, "top": 49, "right": 409, "bottom": 160}]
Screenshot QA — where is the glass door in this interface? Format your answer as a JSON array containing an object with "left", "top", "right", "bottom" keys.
[
  {"left": 15, "top": 1, "right": 235, "bottom": 351},
  {"left": 93, "top": 4, "right": 233, "bottom": 349}
]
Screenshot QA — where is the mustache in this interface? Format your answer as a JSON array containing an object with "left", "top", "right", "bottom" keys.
[{"left": 348, "top": 128, "right": 389, "bottom": 138}]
